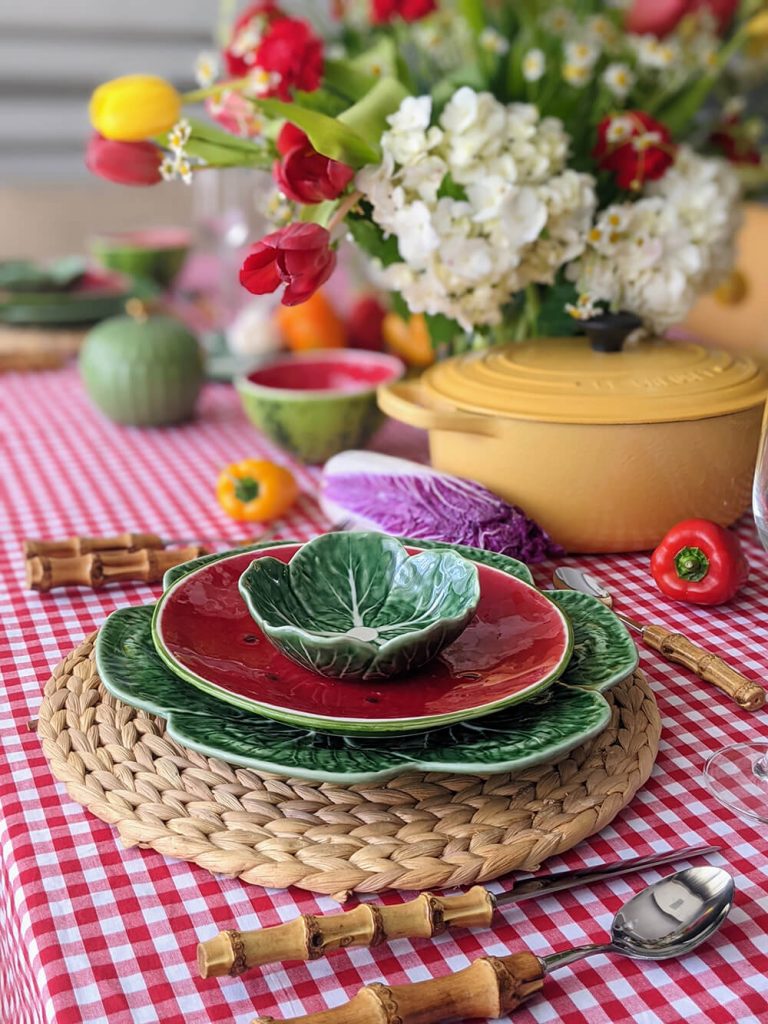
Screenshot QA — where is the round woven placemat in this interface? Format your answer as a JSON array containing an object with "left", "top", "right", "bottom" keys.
[{"left": 38, "top": 634, "right": 660, "bottom": 897}]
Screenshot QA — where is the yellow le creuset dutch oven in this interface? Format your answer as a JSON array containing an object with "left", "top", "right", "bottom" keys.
[{"left": 377, "top": 336, "right": 768, "bottom": 553}]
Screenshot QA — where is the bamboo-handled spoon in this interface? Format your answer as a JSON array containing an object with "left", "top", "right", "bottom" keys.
[
  {"left": 251, "top": 866, "right": 734, "bottom": 1024},
  {"left": 198, "top": 844, "right": 719, "bottom": 977},
  {"left": 553, "top": 566, "right": 765, "bottom": 711}
]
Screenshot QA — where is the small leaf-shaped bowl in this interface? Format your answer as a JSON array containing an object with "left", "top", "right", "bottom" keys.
[{"left": 238, "top": 532, "right": 481, "bottom": 681}]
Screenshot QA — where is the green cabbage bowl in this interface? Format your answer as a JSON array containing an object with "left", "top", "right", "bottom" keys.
[{"left": 238, "top": 532, "right": 481, "bottom": 681}]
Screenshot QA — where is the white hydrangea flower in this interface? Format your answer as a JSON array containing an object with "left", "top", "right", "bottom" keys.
[
  {"left": 522, "top": 49, "right": 546, "bottom": 82},
  {"left": 381, "top": 96, "right": 443, "bottom": 166},
  {"left": 356, "top": 88, "right": 597, "bottom": 330},
  {"left": 568, "top": 148, "right": 742, "bottom": 332}
]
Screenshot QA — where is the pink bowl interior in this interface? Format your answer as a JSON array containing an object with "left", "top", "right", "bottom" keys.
[{"left": 247, "top": 356, "right": 400, "bottom": 393}]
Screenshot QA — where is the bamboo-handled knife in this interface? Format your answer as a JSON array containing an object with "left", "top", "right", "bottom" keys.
[{"left": 197, "top": 843, "right": 720, "bottom": 977}]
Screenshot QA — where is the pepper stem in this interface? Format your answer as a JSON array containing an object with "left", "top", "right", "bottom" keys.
[
  {"left": 233, "top": 475, "right": 260, "bottom": 503},
  {"left": 674, "top": 545, "right": 710, "bottom": 582}
]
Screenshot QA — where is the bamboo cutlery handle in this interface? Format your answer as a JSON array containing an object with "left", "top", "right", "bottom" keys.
[
  {"left": 252, "top": 951, "right": 545, "bottom": 1024},
  {"left": 26, "top": 546, "right": 205, "bottom": 592},
  {"left": 642, "top": 625, "right": 765, "bottom": 711},
  {"left": 198, "top": 888, "right": 496, "bottom": 977},
  {"left": 23, "top": 532, "right": 165, "bottom": 558}
]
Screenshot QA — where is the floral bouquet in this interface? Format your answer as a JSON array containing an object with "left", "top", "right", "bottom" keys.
[{"left": 87, "top": 0, "right": 768, "bottom": 352}]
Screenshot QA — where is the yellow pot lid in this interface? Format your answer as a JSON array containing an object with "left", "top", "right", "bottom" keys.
[{"left": 420, "top": 337, "right": 768, "bottom": 425}]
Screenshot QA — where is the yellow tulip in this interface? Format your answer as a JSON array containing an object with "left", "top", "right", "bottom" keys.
[{"left": 89, "top": 75, "right": 182, "bottom": 142}]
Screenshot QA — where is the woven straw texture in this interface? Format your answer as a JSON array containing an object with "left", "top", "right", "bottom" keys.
[{"left": 38, "top": 633, "right": 660, "bottom": 897}]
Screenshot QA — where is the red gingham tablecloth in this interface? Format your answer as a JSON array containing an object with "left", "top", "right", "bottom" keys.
[{"left": 2, "top": 367, "right": 768, "bottom": 1024}]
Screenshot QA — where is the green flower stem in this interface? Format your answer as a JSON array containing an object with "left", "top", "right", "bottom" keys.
[
  {"left": 328, "top": 190, "right": 364, "bottom": 235},
  {"left": 182, "top": 76, "right": 252, "bottom": 104}
]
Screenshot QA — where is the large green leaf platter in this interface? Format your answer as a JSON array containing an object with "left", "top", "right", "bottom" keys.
[{"left": 96, "top": 541, "right": 638, "bottom": 784}]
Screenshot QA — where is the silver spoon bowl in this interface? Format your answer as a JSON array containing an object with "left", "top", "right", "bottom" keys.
[{"left": 543, "top": 865, "right": 734, "bottom": 972}]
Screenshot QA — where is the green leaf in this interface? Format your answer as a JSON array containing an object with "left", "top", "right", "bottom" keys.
[
  {"left": 257, "top": 98, "right": 380, "bottom": 167},
  {"left": 293, "top": 88, "right": 348, "bottom": 116},
  {"left": 391, "top": 292, "right": 410, "bottom": 319},
  {"left": 323, "top": 59, "right": 380, "bottom": 102},
  {"left": 182, "top": 117, "right": 268, "bottom": 155},
  {"left": 345, "top": 37, "right": 399, "bottom": 81},
  {"left": 299, "top": 200, "right": 337, "bottom": 228},
  {"left": 437, "top": 174, "right": 468, "bottom": 201},
  {"left": 347, "top": 213, "right": 401, "bottom": 266},
  {"left": 536, "top": 279, "right": 581, "bottom": 338},
  {"left": 338, "top": 77, "right": 410, "bottom": 152},
  {"left": 425, "top": 312, "right": 464, "bottom": 349},
  {"left": 185, "top": 138, "right": 270, "bottom": 168},
  {"left": 457, "top": 0, "right": 486, "bottom": 35}
]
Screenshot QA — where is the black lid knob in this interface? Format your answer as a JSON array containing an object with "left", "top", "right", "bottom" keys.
[{"left": 583, "top": 312, "right": 643, "bottom": 353}]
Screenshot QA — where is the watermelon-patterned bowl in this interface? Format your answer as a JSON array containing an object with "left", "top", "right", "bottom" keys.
[{"left": 235, "top": 349, "right": 404, "bottom": 463}]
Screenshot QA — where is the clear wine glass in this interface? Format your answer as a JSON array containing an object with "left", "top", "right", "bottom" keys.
[{"left": 702, "top": 399, "right": 768, "bottom": 822}]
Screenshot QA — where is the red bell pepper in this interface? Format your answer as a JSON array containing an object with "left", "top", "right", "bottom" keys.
[{"left": 650, "top": 519, "right": 749, "bottom": 606}]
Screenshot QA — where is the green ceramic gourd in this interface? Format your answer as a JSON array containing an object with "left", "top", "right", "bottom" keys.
[{"left": 80, "top": 308, "right": 204, "bottom": 426}]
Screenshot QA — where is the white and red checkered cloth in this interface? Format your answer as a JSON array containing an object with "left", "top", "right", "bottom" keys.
[{"left": 2, "top": 367, "right": 768, "bottom": 1024}]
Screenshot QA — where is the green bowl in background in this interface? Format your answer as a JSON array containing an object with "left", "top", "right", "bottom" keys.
[
  {"left": 89, "top": 227, "right": 191, "bottom": 288},
  {"left": 235, "top": 349, "right": 405, "bottom": 464}
]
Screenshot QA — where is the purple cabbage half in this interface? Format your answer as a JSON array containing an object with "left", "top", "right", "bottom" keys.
[{"left": 320, "top": 451, "right": 560, "bottom": 563}]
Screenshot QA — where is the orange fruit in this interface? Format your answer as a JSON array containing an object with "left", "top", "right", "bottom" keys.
[
  {"left": 276, "top": 290, "right": 347, "bottom": 351},
  {"left": 382, "top": 312, "right": 435, "bottom": 368}
]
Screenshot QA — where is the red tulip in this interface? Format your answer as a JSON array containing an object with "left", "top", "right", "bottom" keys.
[
  {"left": 626, "top": 0, "right": 738, "bottom": 37},
  {"left": 223, "top": 2, "right": 282, "bottom": 78},
  {"left": 594, "top": 112, "right": 676, "bottom": 191},
  {"left": 371, "top": 0, "right": 437, "bottom": 23},
  {"left": 255, "top": 17, "right": 324, "bottom": 99},
  {"left": 273, "top": 124, "right": 354, "bottom": 204},
  {"left": 85, "top": 133, "right": 163, "bottom": 186},
  {"left": 240, "top": 223, "right": 337, "bottom": 305}
]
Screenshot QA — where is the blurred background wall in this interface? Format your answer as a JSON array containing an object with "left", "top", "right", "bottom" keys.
[{"left": 0, "top": 0, "right": 331, "bottom": 259}]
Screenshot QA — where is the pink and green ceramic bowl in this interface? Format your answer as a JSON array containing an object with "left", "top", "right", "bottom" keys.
[
  {"left": 235, "top": 349, "right": 405, "bottom": 463},
  {"left": 89, "top": 227, "right": 191, "bottom": 288}
]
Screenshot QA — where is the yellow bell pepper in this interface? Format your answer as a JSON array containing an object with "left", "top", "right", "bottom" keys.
[
  {"left": 89, "top": 75, "right": 182, "bottom": 142},
  {"left": 216, "top": 459, "right": 299, "bottom": 523}
]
